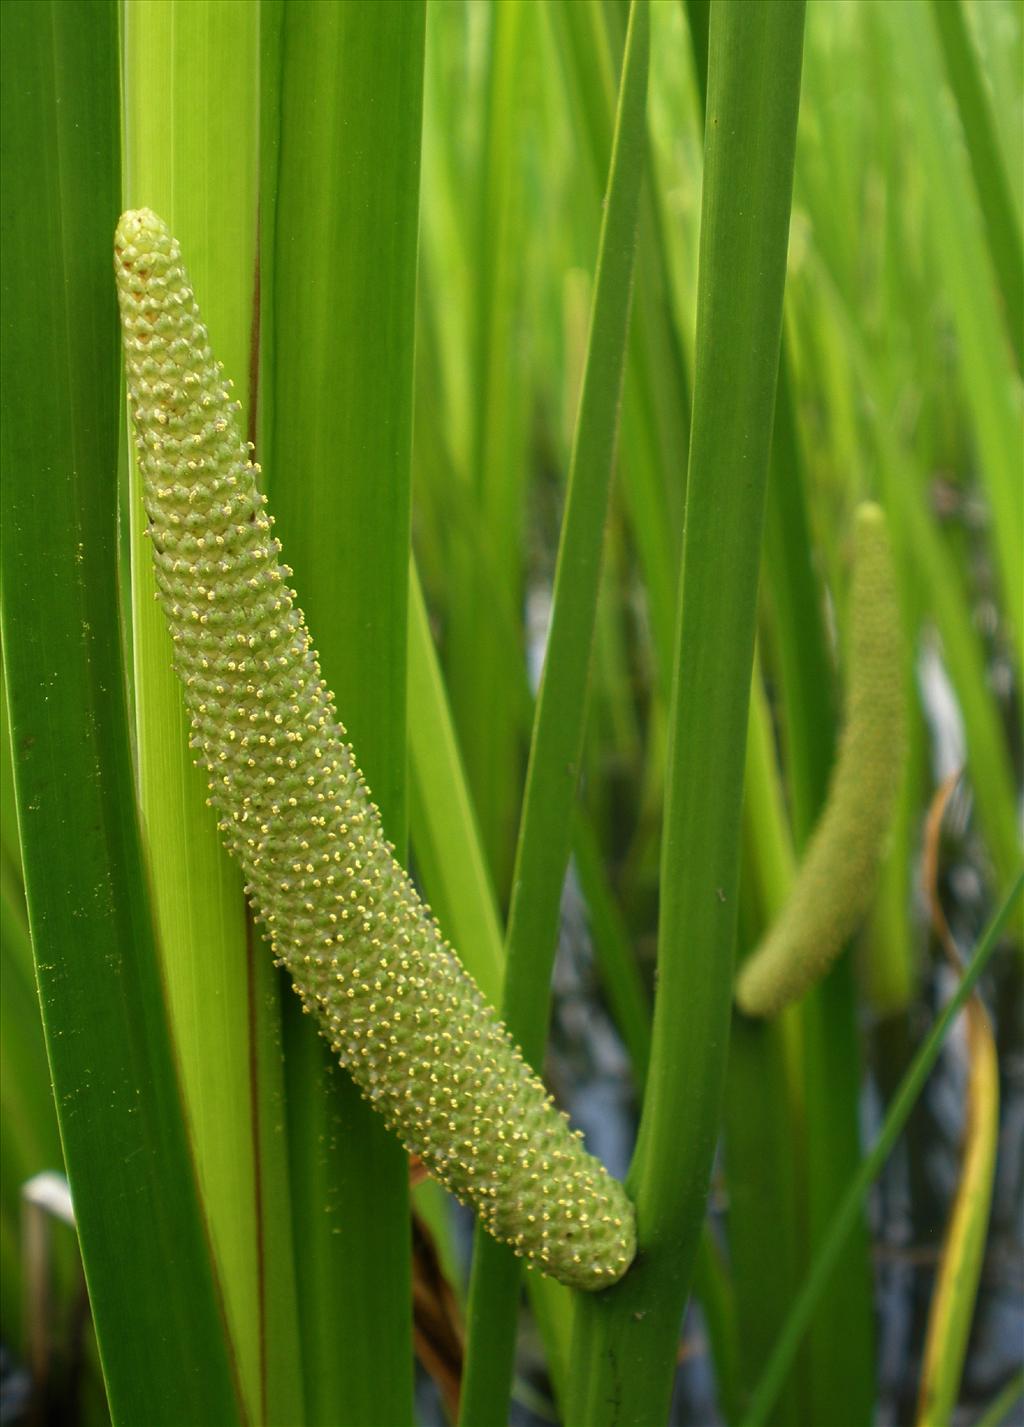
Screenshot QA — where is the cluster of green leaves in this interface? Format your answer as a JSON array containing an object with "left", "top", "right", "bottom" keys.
[{"left": 1, "top": 2, "right": 1020, "bottom": 1426}]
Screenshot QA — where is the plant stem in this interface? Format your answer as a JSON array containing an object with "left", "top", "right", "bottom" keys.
[
  {"left": 566, "top": 4, "right": 806, "bottom": 1421},
  {"left": 458, "top": 5, "right": 648, "bottom": 1419}
]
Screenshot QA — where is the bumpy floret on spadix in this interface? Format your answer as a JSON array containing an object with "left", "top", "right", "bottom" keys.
[
  {"left": 735, "top": 502, "right": 905, "bottom": 1019},
  {"left": 114, "top": 207, "right": 635, "bottom": 1292}
]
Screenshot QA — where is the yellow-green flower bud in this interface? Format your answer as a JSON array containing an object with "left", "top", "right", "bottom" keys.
[
  {"left": 114, "top": 208, "right": 635, "bottom": 1292},
  {"left": 735, "top": 502, "right": 905, "bottom": 1019}
]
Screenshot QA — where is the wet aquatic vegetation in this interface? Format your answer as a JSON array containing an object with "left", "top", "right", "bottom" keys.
[{"left": 1, "top": 1, "right": 1021, "bottom": 1424}]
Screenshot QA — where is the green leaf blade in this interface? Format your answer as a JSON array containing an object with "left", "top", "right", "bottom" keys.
[
  {"left": 0, "top": 5, "right": 241, "bottom": 1420},
  {"left": 567, "top": 5, "right": 807, "bottom": 1421},
  {"left": 458, "top": 5, "right": 648, "bottom": 1420},
  {"left": 261, "top": 4, "right": 426, "bottom": 1421}
]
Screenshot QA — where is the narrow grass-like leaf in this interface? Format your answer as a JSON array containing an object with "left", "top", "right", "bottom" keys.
[
  {"left": 918, "top": 998, "right": 997, "bottom": 1427},
  {"left": 459, "top": 8, "right": 647, "bottom": 1418},
  {"left": 741, "top": 872, "right": 1023, "bottom": 1427},
  {"left": 550, "top": 0, "right": 692, "bottom": 700},
  {"left": 799, "top": 952, "right": 879, "bottom": 1420},
  {"left": 974, "top": 1371, "right": 1024, "bottom": 1427},
  {"left": 928, "top": 0, "right": 1023, "bottom": 373},
  {"left": 567, "top": 7, "right": 806, "bottom": 1422},
  {"left": 689, "top": 9, "right": 869, "bottom": 1404},
  {"left": 725, "top": 663, "right": 804, "bottom": 1426},
  {"left": 782, "top": 99, "right": 893, "bottom": 1412},
  {"left": 260, "top": 4, "right": 425, "bottom": 1420},
  {"left": 766, "top": 197, "right": 876, "bottom": 1427},
  {"left": 0, "top": 5, "right": 240, "bottom": 1419},
  {"left": 889, "top": 0, "right": 1023, "bottom": 668},
  {"left": 572, "top": 810, "right": 652, "bottom": 1095},
  {"left": 442, "top": 0, "right": 532, "bottom": 899},
  {"left": 761, "top": 353, "right": 837, "bottom": 842},
  {"left": 916, "top": 779, "right": 1000, "bottom": 1427}
]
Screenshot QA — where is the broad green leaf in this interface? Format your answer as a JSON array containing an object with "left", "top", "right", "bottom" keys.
[
  {"left": 261, "top": 4, "right": 425, "bottom": 1421},
  {"left": 123, "top": 5, "right": 304, "bottom": 1420},
  {"left": 0, "top": 4, "right": 241, "bottom": 1419}
]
